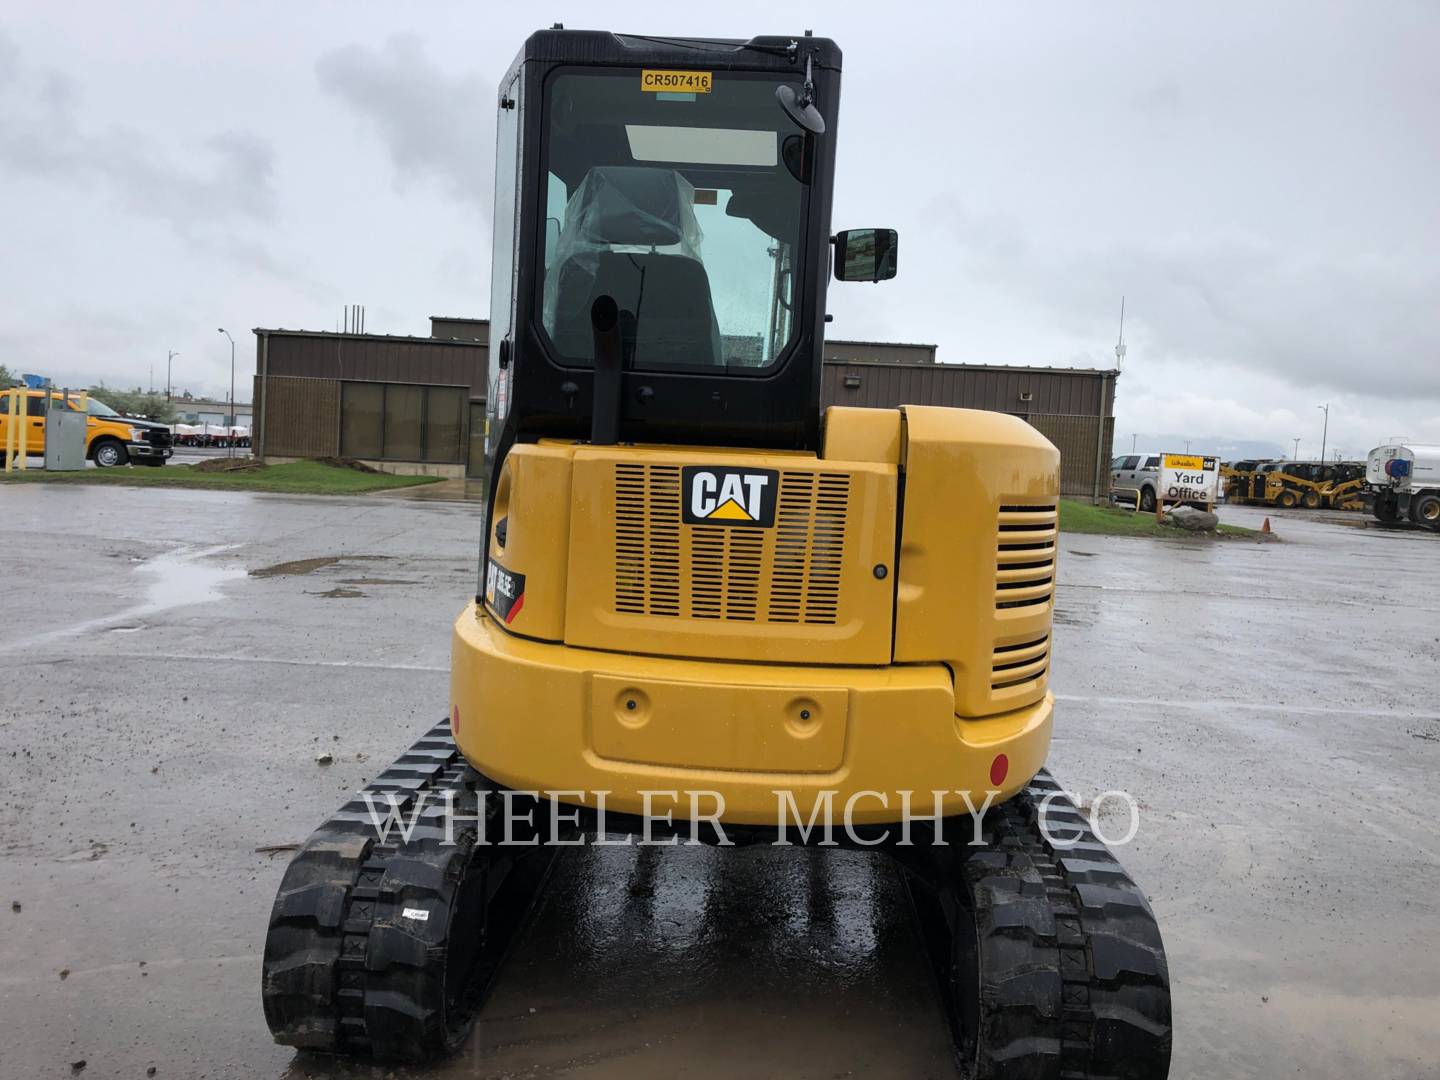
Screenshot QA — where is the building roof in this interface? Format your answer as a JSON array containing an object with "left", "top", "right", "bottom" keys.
[
  {"left": 173, "top": 397, "right": 254, "bottom": 409},
  {"left": 251, "top": 328, "right": 485, "bottom": 345},
  {"left": 824, "top": 338, "right": 938, "bottom": 350},
  {"left": 826, "top": 358, "right": 1119, "bottom": 377}
]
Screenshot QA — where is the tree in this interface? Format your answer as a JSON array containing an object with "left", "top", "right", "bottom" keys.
[
  {"left": 87, "top": 383, "right": 177, "bottom": 424},
  {"left": 0, "top": 363, "right": 15, "bottom": 388}
]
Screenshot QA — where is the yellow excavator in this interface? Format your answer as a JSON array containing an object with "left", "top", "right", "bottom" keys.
[{"left": 262, "top": 28, "right": 1171, "bottom": 1077}]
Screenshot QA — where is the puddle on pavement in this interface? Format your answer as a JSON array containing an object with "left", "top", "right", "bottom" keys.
[
  {"left": 251, "top": 555, "right": 393, "bottom": 578},
  {"left": 140, "top": 546, "right": 247, "bottom": 611},
  {"left": 313, "top": 587, "right": 366, "bottom": 599},
  {"left": 1, "top": 545, "right": 246, "bottom": 653}
]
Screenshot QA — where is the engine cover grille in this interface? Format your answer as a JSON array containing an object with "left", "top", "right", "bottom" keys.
[{"left": 613, "top": 463, "right": 850, "bottom": 626}]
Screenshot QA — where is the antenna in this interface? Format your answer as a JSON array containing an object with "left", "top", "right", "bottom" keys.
[{"left": 1114, "top": 296, "right": 1126, "bottom": 369}]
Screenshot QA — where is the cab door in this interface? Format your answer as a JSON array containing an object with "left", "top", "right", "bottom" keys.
[{"left": 25, "top": 393, "right": 47, "bottom": 454}]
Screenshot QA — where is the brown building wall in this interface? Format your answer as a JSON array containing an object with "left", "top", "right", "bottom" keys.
[
  {"left": 821, "top": 361, "right": 1117, "bottom": 499},
  {"left": 257, "top": 331, "right": 488, "bottom": 402},
  {"left": 251, "top": 328, "right": 1112, "bottom": 496},
  {"left": 822, "top": 340, "right": 936, "bottom": 365},
  {"left": 430, "top": 317, "right": 490, "bottom": 343},
  {"left": 821, "top": 360, "right": 1110, "bottom": 415},
  {"left": 1029, "top": 414, "right": 1116, "bottom": 497},
  {"left": 255, "top": 375, "right": 340, "bottom": 458}
]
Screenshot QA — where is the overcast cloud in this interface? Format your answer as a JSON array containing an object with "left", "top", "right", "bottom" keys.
[
  {"left": 316, "top": 35, "right": 494, "bottom": 215},
  {"left": 1, "top": 1, "right": 1436, "bottom": 456}
]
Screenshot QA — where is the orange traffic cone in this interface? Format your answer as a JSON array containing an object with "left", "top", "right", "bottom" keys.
[{"left": 1261, "top": 517, "right": 1271, "bottom": 533}]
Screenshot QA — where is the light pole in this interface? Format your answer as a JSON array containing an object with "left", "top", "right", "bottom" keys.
[
  {"left": 218, "top": 328, "right": 235, "bottom": 458},
  {"left": 1292, "top": 437, "right": 1301, "bottom": 460},
  {"left": 1317, "top": 403, "right": 1329, "bottom": 464},
  {"left": 1184, "top": 440, "right": 1191, "bottom": 453},
  {"left": 167, "top": 350, "right": 179, "bottom": 400},
  {"left": 1130, "top": 433, "right": 1138, "bottom": 453}
]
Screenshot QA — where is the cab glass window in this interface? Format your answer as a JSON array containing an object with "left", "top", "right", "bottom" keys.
[
  {"left": 537, "top": 69, "right": 807, "bottom": 372},
  {"left": 1143, "top": 456, "right": 1160, "bottom": 468},
  {"left": 1121, "top": 455, "right": 1140, "bottom": 470}
]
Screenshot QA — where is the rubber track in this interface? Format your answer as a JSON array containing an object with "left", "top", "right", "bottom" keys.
[
  {"left": 944, "top": 769, "right": 1172, "bottom": 1079},
  {"left": 262, "top": 719, "right": 551, "bottom": 1060}
]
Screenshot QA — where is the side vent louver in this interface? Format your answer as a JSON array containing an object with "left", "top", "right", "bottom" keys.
[
  {"left": 995, "top": 503, "right": 1058, "bottom": 611},
  {"left": 990, "top": 634, "right": 1051, "bottom": 692}
]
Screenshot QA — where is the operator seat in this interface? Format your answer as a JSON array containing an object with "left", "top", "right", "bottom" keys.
[{"left": 550, "top": 166, "right": 723, "bottom": 367}]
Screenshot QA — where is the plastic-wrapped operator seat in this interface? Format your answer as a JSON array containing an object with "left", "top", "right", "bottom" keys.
[{"left": 547, "top": 166, "right": 724, "bottom": 368}]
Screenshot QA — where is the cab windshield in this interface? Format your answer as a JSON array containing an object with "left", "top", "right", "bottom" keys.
[{"left": 539, "top": 69, "right": 807, "bottom": 371}]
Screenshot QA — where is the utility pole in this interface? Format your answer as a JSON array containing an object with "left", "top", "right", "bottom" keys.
[
  {"left": 1292, "top": 437, "right": 1301, "bottom": 460},
  {"left": 167, "top": 351, "right": 179, "bottom": 400},
  {"left": 1184, "top": 440, "right": 1191, "bottom": 453},
  {"left": 218, "top": 328, "right": 235, "bottom": 458},
  {"left": 1317, "top": 403, "right": 1329, "bottom": 464}
]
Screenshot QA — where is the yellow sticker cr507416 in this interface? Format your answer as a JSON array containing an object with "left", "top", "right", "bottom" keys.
[{"left": 641, "top": 69, "right": 712, "bottom": 93}]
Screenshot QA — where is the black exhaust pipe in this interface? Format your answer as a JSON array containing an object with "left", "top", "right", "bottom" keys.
[{"left": 590, "top": 294, "right": 622, "bottom": 446}]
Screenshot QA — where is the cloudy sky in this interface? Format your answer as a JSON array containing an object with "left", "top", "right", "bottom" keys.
[{"left": 2, "top": 1, "right": 1436, "bottom": 458}]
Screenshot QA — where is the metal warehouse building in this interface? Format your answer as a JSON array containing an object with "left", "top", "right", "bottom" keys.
[
  {"left": 822, "top": 340, "right": 1117, "bottom": 498},
  {"left": 252, "top": 317, "right": 490, "bottom": 477},
  {"left": 252, "top": 321, "right": 1116, "bottom": 496}
]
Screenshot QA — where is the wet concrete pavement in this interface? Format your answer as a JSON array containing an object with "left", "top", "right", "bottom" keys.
[{"left": 1, "top": 486, "right": 1436, "bottom": 1078}]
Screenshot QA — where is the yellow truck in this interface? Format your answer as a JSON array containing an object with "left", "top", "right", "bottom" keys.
[{"left": 1, "top": 388, "right": 174, "bottom": 468}]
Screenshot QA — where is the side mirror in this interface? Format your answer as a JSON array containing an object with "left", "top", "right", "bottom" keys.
[
  {"left": 833, "top": 229, "right": 898, "bottom": 282},
  {"left": 776, "top": 84, "right": 825, "bottom": 135}
]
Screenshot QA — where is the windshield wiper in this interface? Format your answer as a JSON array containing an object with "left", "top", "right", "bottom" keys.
[{"left": 621, "top": 34, "right": 799, "bottom": 61}]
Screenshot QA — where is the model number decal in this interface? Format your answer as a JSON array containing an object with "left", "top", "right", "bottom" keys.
[
  {"left": 640, "top": 69, "right": 713, "bottom": 93},
  {"left": 485, "top": 559, "right": 526, "bottom": 624}
]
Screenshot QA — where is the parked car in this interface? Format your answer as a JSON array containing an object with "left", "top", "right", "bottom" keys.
[{"left": 0, "top": 389, "right": 173, "bottom": 467}]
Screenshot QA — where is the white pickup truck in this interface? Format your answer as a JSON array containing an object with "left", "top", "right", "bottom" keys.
[{"left": 1367, "top": 443, "right": 1440, "bottom": 529}]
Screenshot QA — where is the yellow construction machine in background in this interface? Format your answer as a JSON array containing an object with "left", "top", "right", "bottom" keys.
[{"left": 1223, "top": 459, "right": 1365, "bottom": 510}]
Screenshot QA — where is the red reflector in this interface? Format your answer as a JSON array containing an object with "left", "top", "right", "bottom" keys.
[
  {"left": 451, "top": 705, "right": 461, "bottom": 737},
  {"left": 989, "top": 753, "right": 1009, "bottom": 787}
]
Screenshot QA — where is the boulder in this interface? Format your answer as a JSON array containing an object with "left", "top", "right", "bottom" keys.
[{"left": 1163, "top": 505, "right": 1219, "bottom": 532}]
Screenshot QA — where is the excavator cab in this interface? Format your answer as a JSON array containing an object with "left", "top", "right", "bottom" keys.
[
  {"left": 483, "top": 28, "right": 872, "bottom": 462},
  {"left": 263, "top": 28, "right": 1171, "bottom": 1078}
]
